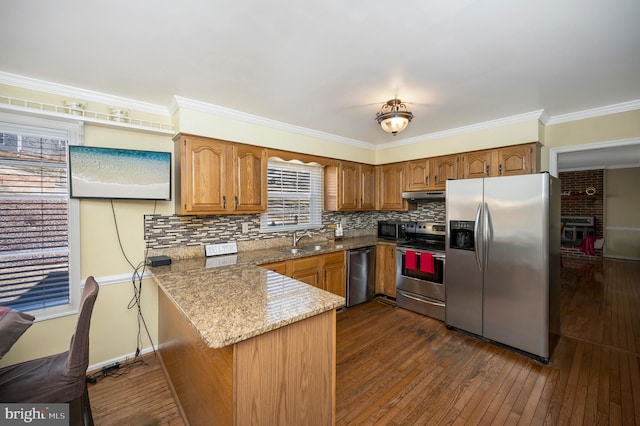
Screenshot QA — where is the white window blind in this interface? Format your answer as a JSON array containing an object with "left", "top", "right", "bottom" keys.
[
  {"left": 261, "top": 160, "right": 323, "bottom": 232},
  {"left": 0, "top": 114, "right": 80, "bottom": 317}
]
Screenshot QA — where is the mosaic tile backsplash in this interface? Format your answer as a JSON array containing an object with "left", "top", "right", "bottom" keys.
[{"left": 144, "top": 201, "right": 445, "bottom": 251}]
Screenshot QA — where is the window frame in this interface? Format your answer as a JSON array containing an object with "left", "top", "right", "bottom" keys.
[
  {"left": 0, "top": 111, "right": 82, "bottom": 321},
  {"left": 260, "top": 159, "right": 323, "bottom": 233}
]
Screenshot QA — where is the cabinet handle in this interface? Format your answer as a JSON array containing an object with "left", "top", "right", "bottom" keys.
[
  {"left": 498, "top": 164, "right": 503, "bottom": 176},
  {"left": 485, "top": 164, "right": 490, "bottom": 176},
  {"left": 223, "top": 195, "right": 226, "bottom": 209},
  {"left": 235, "top": 195, "right": 239, "bottom": 209},
  {"left": 426, "top": 176, "right": 429, "bottom": 186},
  {"left": 435, "top": 175, "right": 439, "bottom": 185}
]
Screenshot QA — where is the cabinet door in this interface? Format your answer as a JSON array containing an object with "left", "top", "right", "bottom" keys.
[
  {"left": 233, "top": 144, "right": 267, "bottom": 213},
  {"left": 287, "top": 257, "right": 320, "bottom": 288},
  {"left": 404, "top": 159, "right": 430, "bottom": 191},
  {"left": 322, "top": 252, "right": 346, "bottom": 299},
  {"left": 359, "top": 164, "right": 376, "bottom": 210},
  {"left": 461, "top": 150, "right": 491, "bottom": 179},
  {"left": 496, "top": 145, "right": 533, "bottom": 176},
  {"left": 261, "top": 261, "right": 287, "bottom": 274},
  {"left": 339, "top": 161, "right": 359, "bottom": 210},
  {"left": 377, "top": 164, "right": 406, "bottom": 211},
  {"left": 180, "top": 136, "right": 228, "bottom": 214},
  {"left": 430, "top": 155, "right": 458, "bottom": 189},
  {"left": 376, "top": 244, "right": 396, "bottom": 297}
]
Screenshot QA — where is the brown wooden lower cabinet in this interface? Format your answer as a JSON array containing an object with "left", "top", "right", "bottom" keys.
[
  {"left": 376, "top": 244, "right": 396, "bottom": 297},
  {"left": 158, "top": 289, "right": 336, "bottom": 425},
  {"left": 262, "top": 251, "right": 347, "bottom": 304}
]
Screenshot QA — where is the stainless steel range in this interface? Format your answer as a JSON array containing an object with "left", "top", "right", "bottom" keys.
[{"left": 396, "top": 222, "right": 446, "bottom": 320}]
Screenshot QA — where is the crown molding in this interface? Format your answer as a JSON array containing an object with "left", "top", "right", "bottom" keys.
[
  {"left": 3, "top": 71, "right": 639, "bottom": 149},
  {"left": 546, "top": 99, "right": 640, "bottom": 125},
  {"left": 172, "top": 95, "right": 375, "bottom": 149},
  {"left": 376, "top": 109, "right": 546, "bottom": 150},
  {"left": 0, "top": 71, "right": 170, "bottom": 116}
]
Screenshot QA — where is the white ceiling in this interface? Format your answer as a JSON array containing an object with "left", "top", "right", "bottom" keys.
[{"left": 1, "top": 0, "right": 639, "bottom": 147}]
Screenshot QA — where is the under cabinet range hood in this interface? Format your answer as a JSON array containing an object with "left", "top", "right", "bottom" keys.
[{"left": 402, "top": 191, "right": 446, "bottom": 202}]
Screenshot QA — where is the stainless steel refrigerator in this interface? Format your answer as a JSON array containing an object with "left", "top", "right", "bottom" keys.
[{"left": 445, "top": 173, "right": 561, "bottom": 362}]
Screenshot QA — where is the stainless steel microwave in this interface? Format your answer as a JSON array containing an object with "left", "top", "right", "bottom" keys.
[{"left": 377, "top": 221, "right": 412, "bottom": 240}]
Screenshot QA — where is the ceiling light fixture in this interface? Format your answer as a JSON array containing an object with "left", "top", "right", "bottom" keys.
[{"left": 375, "top": 98, "right": 414, "bottom": 135}]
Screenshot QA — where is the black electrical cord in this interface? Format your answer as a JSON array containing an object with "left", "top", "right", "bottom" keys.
[
  {"left": 86, "top": 356, "right": 148, "bottom": 385},
  {"left": 110, "top": 199, "right": 158, "bottom": 362}
]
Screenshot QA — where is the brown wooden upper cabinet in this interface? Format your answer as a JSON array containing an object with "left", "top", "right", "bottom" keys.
[
  {"left": 404, "top": 159, "right": 430, "bottom": 191},
  {"left": 460, "top": 143, "right": 539, "bottom": 179},
  {"left": 175, "top": 134, "right": 267, "bottom": 215},
  {"left": 405, "top": 154, "right": 459, "bottom": 191},
  {"left": 494, "top": 143, "right": 537, "bottom": 176},
  {"left": 460, "top": 150, "right": 492, "bottom": 179},
  {"left": 376, "top": 162, "right": 408, "bottom": 211},
  {"left": 325, "top": 161, "right": 376, "bottom": 211}
]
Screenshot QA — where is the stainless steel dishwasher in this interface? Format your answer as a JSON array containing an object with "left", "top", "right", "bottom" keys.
[{"left": 346, "top": 246, "right": 376, "bottom": 307}]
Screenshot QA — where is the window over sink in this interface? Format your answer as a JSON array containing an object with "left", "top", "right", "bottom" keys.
[{"left": 260, "top": 159, "right": 323, "bottom": 232}]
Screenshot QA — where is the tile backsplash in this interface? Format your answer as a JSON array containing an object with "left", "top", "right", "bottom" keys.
[{"left": 144, "top": 201, "right": 445, "bottom": 251}]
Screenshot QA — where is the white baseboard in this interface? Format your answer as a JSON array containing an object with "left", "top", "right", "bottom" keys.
[
  {"left": 604, "top": 255, "right": 640, "bottom": 262},
  {"left": 87, "top": 345, "right": 157, "bottom": 373}
]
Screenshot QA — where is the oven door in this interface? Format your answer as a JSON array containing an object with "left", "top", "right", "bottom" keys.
[{"left": 396, "top": 247, "right": 445, "bottom": 302}]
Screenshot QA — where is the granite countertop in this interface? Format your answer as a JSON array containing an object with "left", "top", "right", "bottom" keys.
[{"left": 151, "top": 235, "right": 393, "bottom": 349}]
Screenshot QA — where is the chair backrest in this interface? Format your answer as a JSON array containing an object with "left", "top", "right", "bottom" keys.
[{"left": 65, "top": 276, "right": 99, "bottom": 377}]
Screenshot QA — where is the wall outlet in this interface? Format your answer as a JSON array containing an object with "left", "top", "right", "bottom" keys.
[
  {"left": 340, "top": 218, "right": 347, "bottom": 226},
  {"left": 242, "top": 222, "right": 250, "bottom": 233}
]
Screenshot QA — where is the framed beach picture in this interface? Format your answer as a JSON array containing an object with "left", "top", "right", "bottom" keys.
[{"left": 69, "top": 145, "right": 171, "bottom": 200}]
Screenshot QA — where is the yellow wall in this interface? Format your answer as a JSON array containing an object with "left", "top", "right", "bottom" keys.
[
  {"left": 176, "top": 106, "right": 377, "bottom": 164},
  {"left": 542, "top": 110, "right": 640, "bottom": 171},
  {"left": 375, "top": 118, "right": 541, "bottom": 163},
  {"left": 604, "top": 167, "right": 640, "bottom": 260}
]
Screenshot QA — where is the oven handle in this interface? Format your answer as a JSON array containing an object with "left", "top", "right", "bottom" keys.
[
  {"left": 396, "top": 247, "right": 445, "bottom": 260},
  {"left": 398, "top": 291, "right": 446, "bottom": 307}
]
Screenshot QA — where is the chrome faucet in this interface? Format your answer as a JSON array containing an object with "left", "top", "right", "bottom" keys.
[{"left": 292, "top": 231, "right": 313, "bottom": 247}]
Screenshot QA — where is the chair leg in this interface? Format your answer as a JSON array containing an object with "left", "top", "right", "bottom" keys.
[
  {"left": 68, "top": 395, "right": 83, "bottom": 426},
  {"left": 82, "top": 386, "right": 94, "bottom": 426},
  {"left": 68, "top": 386, "right": 93, "bottom": 426}
]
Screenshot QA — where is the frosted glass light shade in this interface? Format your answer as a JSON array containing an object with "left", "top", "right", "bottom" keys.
[{"left": 380, "top": 116, "right": 410, "bottom": 134}]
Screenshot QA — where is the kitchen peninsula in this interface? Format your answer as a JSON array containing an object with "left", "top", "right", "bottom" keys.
[{"left": 150, "top": 246, "right": 349, "bottom": 425}]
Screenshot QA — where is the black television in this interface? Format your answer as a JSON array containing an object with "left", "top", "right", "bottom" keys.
[{"left": 69, "top": 145, "right": 171, "bottom": 200}]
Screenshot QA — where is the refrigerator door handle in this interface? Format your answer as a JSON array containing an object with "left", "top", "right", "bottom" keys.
[
  {"left": 484, "top": 202, "right": 491, "bottom": 269},
  {"left": 474, "top": 204, "right": 482, "bottom": 271}
]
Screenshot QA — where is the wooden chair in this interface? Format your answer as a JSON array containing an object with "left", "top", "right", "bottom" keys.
[{"left": 0, "top": 276, "right": 99, "bottom": 426}]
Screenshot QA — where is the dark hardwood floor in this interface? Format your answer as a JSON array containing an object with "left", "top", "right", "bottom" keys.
[{"left": 88, "top": 259, "right": 640, "bottom": 425}]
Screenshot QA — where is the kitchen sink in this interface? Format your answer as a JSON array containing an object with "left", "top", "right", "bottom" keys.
[
  {"left": 280, "top": 245, "right": 331, "bottom": 254},
  {"left": 280, "top": 248, "right": 302, "bottom": 255},
  {"left": 300, "top": 245, "right": 330, "bottom": 251}
]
